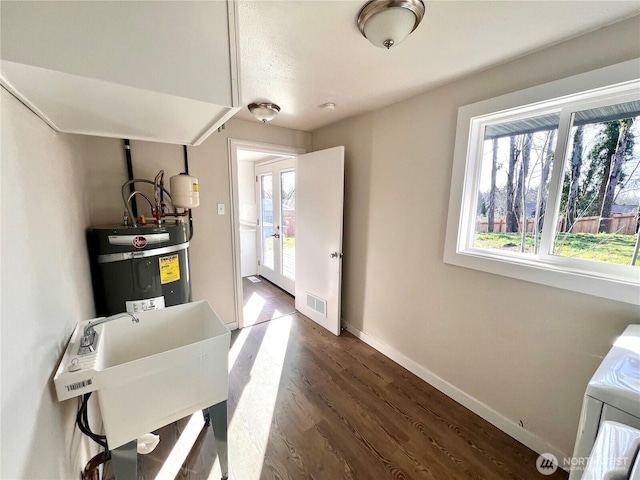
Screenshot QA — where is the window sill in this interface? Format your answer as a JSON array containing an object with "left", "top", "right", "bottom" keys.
[{"left": 443, "top": 248, "right": 639, "bottom": 306}]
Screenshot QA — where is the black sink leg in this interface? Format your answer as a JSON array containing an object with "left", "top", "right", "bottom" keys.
[
  {"left": 111, "top": 440, "right": 137, "bottom": 480},
  {"left": 204, "top": 400, "right": 228, "bottom": 480}
]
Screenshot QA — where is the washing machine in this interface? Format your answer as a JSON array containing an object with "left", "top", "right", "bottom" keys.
[{"left": 570, "top": 324, "right": 640, "bottom": 479}]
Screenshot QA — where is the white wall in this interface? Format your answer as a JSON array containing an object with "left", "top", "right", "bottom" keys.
[
  {"left": 85, "top": 119, "right": 311, "bottom": 326},
  {"left": 312, "top": 16, "right": 640, "bottom": 459},
  {"left": 1, "top": 89, "right": 97, "bottom": 478},
  {"left": 238, "top": 159, "right": 258, "bottom": 224}
]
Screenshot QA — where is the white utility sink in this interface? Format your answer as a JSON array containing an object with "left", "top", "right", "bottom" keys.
[{"left": 54, "top": 301, "right": 230, "bottom": 449}]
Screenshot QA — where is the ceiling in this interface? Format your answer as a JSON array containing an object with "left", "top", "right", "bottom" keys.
[
  {"left": 234, "top": 1, "right": 640, "bottom": 132},
  {"left": 237, "top": 149, "right": 292, "bottom": 163}
]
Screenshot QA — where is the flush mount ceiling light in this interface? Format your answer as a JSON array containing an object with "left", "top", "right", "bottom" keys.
[
  {"left": 320, "top": 102, "right": 336, "bottom": 111},
  {"left": 248, "top": 102, "right": 280, "bottom": 123},
  {"left": 357, "top": 0, "right": 425, "bottom": 50}
]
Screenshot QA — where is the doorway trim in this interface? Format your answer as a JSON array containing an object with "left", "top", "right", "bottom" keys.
[{"left": 227, "top": 139, "right": 306, "bottom": 329}]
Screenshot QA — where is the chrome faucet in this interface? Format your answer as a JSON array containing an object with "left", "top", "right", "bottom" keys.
[{"left": 78, "top": 312, "right": 139, "bottom": 355}]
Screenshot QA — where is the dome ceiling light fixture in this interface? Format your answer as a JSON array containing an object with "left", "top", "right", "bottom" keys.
[
  {"left": 357, "top": 0, "right": 425, "bottom": 50},
  {"left": 248, "top": 102, "right": 281, "bottom": 123},
  {"left": 320, "top": 102, "right": 336, "bottom": 111}
]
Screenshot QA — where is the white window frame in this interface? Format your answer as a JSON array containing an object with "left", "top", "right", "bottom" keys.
[{"left": 444, "top": 59, "right": 640, "bottom": 306}]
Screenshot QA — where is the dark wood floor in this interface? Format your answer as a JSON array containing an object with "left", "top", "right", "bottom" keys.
[
  {"left": 242, "top": 276, "right": 296, "bottom": 327},
  {"left": 104, "top": 279, "right": 568, "bottom": 479}
]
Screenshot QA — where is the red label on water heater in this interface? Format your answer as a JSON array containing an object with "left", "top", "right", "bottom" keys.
[{"left": 132, "top": 236, "right": 148, "bottom": 249}]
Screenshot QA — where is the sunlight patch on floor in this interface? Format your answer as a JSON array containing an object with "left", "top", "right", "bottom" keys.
[
  {"left": 229, "top": 325, "right": 251, "bottom": 372},
  {"left": 156, "top": 411, "right": 205, "bottom": 480},
  {"left": 227, "top": 315, "right": 293, "bottom": 480},
  {"left": 243, "top": 291, "right": 266, "bottom": 327}
]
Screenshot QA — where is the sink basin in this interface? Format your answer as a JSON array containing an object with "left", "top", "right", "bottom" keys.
[{"left": 54, "top": 301, "right": 230, "bottom": 449}]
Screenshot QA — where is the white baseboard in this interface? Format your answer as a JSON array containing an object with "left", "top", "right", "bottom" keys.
[{"left": 341, "top": 320, "right": 570, "bottom": 469}]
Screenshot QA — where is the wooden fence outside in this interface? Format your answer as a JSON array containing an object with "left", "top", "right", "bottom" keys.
[{"left": 476, "top": 213, "right": 638, "bottom": 235}]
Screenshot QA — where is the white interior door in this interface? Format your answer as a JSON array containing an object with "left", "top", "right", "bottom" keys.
[
  {"left": 295, "top": 146, "right": 345, "bottom": 336},
  {"left": 256, "top": 158, "right": 296, "bottom": 295}
]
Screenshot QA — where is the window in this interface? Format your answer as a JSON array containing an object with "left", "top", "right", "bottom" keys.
[{"left": 445, "top": 60, "right": 640, "bottom": 305}]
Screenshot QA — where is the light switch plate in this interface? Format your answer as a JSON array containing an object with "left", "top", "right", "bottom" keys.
[{"left": 217, "top": 203, "right": 225, "bottom": 215}]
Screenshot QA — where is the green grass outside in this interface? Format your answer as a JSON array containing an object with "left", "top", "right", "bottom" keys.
[
  {"left": 474, "top": 232, "right": 638, "bottom": 266},
  {"left": 264, "top": 237, "right": 295, "bottom": 249}
]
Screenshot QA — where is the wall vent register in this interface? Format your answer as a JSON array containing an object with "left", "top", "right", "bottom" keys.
[{"left": 306, "top": 292, "right": 327, "bottom": 317}]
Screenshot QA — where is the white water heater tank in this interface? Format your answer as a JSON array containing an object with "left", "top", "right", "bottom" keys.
[{"left": 170, "top": 173, "right": 200, "bottom": 208}]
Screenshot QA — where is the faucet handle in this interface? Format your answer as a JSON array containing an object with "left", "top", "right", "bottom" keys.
[
  {"left": 78, "top": 344, "right": 95, "bottom": 355},
  {"left": 80, "top": 331, "right": 95, "bottom": 348},
  {"left": 78, "top": 328, "right": 97, "bottom": 355},
  {"left": 78, "top": 334, "right": 96, "bottom": 355}
]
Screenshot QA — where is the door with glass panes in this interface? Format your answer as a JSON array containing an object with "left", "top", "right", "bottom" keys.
[{"left": 256, "top": 158, "right": 296, "bottom": 295}]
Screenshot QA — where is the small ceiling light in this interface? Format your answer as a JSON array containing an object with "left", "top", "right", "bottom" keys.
[
  {"left": 357, "top": 0, "right": 425, "bottom": 50},
  {"left": 248, "top": 102, "right": 280, "bottom": 123},
  {"left": 320, "top": 102, "right": 336, "bottom": 111}
]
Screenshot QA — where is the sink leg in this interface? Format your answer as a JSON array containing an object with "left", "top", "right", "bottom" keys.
[
  {"left": 207, "top": 401, "right": 228, "bottom": 480},
  {"left": 111, "top": 440, "right": 137, "bottom": 480}
]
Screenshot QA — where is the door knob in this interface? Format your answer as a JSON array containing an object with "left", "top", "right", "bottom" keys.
[
  {"left": 271, "top": 233, "right": 280, "bottom": 238},
  {"left": 330, "top": 252, "right": 343, "bottom": 258}
]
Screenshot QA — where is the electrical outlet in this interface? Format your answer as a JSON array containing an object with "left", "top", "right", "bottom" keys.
[{"left": 217, "top": 203, "right": 225, "bottom": 215}]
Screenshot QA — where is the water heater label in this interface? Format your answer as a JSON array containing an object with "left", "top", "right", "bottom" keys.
[
  {"left": 126, "top": 296, "right": 165, "bottom": 313},
  {"left": 159, "top": 254, "right": 180, "bottom": 284}
]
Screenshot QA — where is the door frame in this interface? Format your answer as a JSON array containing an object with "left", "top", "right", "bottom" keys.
[{"left": 228, "top": 139, "right": 306, "bottom": 329}]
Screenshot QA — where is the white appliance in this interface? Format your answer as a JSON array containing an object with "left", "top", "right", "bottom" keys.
[
  {"left": 581, "top": 421, "right": 640, "bottom": 479},
  {"left": 570, "top": 324, "right": 640, "bottom": 479}
]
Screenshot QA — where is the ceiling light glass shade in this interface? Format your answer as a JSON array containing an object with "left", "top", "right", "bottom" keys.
[
  {"left": 357, "top": 0, "right": 425, "bottom": 49},
  {"left": 248, "top": 103, "right": 280, "bottom": 123}
]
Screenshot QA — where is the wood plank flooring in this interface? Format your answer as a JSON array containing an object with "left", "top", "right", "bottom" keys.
[
  {"left": 242, "top": 276, "right": 296, "bottom": 327},
  {"left": 104, "top": 279, "right": 568, "bottom": 479}
]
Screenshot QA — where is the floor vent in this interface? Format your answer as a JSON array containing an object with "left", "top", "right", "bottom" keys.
[
  {"left": 247, "top": 276, "right": 261, "bottom": 283},
  {"left": 306, "top": 292, "right": 327, "bottom": 317}
]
